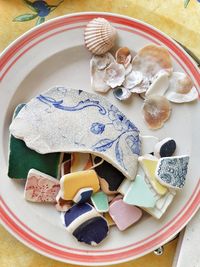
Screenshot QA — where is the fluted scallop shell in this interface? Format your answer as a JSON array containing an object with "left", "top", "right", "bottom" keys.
[
  {"left": 104, "top": 62, "right": 126, "bottom": 88},
  {"left": 84, "top": 18, "right": 117, "bottom": 55}
]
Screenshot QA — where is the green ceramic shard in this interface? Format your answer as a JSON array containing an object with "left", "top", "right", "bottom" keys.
[
  {"left": 8, "top": 104, "right": 62, "bottom": 179},
  {"left": 91, "top": 191, "right": 109, "bottom": 212}
]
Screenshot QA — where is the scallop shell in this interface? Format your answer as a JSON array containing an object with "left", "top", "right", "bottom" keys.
[
  {"left": 145, "top": 70, "right": 170, "bottom": 97},
  {"left": 113, "top": 86, "right": 131, "bottom": 101},
  {"left": 142, "top": 95, "right": 172, "bottom": 129},
  {"left": 104, "top": 62, "right": 126, "bottom": 88},
  {"left": 165, "top": 72, "right": 199, "bottom": 103},
  {"left": 132, "top": 44, "right": 173, "bottom": 79},
  {"left": 84, "top": 18, "right": 117, "bottom": 55}
]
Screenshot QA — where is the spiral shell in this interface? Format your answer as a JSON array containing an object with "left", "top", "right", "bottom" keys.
[{"left": 84, "top": 18, "right": 117, "bottom": 55}]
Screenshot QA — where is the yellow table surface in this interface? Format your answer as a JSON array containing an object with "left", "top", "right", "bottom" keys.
[{"left": 0, "top": 0, "right": 199, "bottom": 266}]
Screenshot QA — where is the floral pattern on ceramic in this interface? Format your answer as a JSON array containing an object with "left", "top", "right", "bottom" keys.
[
  {"left": 10, "top": 87, "right": 141, "bottom": 180},
  {"left": 156, "top": 156, "right": 189, "bottom": 189}
]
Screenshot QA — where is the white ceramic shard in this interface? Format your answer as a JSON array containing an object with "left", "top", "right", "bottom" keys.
[
  {"left": 140, "top": 135, "right": 159, "bottom": 155},
  {"left": 165, "top": 72, "right": 198, "bottom": 103},
  {"left": 10, "top": 87, "right": 141, "bottom": 180},
  {"left": 145, "top": 70, "right": 170, "bottom": 97}
]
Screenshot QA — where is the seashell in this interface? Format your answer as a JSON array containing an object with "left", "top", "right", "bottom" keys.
[
  {"left": 115, "top": 47, "right": 131, "bottom": 67},
  {"left": 132, "top": 44, "right": 173, "bottom": 79},
  {"left": 125, "top": 62, "right": 132, "bottom": 75},
  {"left": 145, "top": 70, "right": 170, "bottom": 97},
  {"left": 165, "top": 72, "right": 199, "bottom": 103},
  {"left": 91, "top": 52, "right": 115, "bottom": 70},
  {"left": 90, "top": 58, "right": 110, "bottom": 93},
  {"left": 142, "top": 95, "right": 172, "bottom": 129},
  {"left": 113, "top": 86, "right": 131, "bottom": 101},
  {"left": 123, "top": 70, "right": 143, "bottom": 90},
  {"left": 84, "top": 18, "right": 117, "bottom": 55},
  {"left": 104, "top": 62, "right": 126, "bottom": 88}
]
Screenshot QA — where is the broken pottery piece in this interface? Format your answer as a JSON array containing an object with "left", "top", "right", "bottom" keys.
[
  {"left": 61, "top": 159, "right": 71, "bottom": 177},
  {"left": 155, "top": 155, "right": 189, "bottom": 189},
  {"left": 91, "top": 191, "right": 109, "bottom": 212},
  {"left": 109, "top": 199, "right": 142, "bottom": 231},
  {"left": 138, "top": 155, "right": 168, "bottom": 195},
  {"left": 59, "top": 170, "right": 100, "bottom": 200},
  {"left": 10, "top": 87, "right": 140, "bottom": 180},
  {"left": 61, "top": 203, "right": 109, "bottom": 245},
  {"left": 143, "top": 189, "right": 176, "bottom": 219},
  {"left": 154, "top": 138, "right": 176, "bottom": 158},
  {"left": 24, "top": 169, "right": 60, "bottom": 203},
  {"left": 71, "top": 152, "right": 93, "bottom": 172},
  {"left": 140, "top": 135, "right": 159, "bottom": 155},
  {"left": 8, "top": 103, "right": 63, "bottom": 179},
  {"left": 123, "top": 173, "right": 156, "bottom": 208},
  {"left": 93, "top": 156, "right": 125, "bottom": 194},
  {"left": 73, "top": 187, "right": 93, "bottom": 204}
]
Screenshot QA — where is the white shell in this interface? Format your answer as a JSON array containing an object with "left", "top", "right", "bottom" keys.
[
  {"left": 165, "top": 87, "right": 198, "bottom": 103},
  {"left": 130, "top": 77, "right": 150, "bottom": 94},
  {"left": 91, "top": 52, "right": 115, "bottom": 70},
  {"left": 145, "top": 70, "right": 170, "bottom": 97},
  {"left": 84, "top": 18, "right": 117, "bottom": 55},
  {"left": 165, "top": 72, "right": 198, "bottom": 103},
  {"left": 90, "top": 58, "right": 110, "bottom": 93},
  {"left": 125, "top": 63, "right": 133, "bottom": 75},
  {"left": 104, "top": 62, "right": 126, "bottom": 88},
  {"left": 113, "top": 87, "right": 131, "bottom": 101},
  {"left": 123, "top": 70, "right": 143, "bottom": 90}
]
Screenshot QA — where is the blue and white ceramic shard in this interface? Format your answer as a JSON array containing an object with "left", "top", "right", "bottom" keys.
[
  {"left": 155, "top": 155, "right": 189, "bottom": 189},
  {"left": 10, "top": 87, "right": 141, "bottom": 180}
]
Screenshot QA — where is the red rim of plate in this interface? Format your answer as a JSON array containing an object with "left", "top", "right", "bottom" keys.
[{"left": 0, "top": 12, "right": 200, "bottom": 265}]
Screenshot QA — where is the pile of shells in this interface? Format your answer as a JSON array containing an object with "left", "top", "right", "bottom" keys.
[{"left": 84, "top": 18, "right": 199, "bottom": 130}]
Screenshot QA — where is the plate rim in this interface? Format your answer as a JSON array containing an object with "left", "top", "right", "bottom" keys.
[{"left": 0, "top": 11, "right": 200, "bottom": 266}]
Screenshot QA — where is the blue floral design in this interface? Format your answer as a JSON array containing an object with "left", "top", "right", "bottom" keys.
[
  {"left": 13, "top": 0, "right": 64, "bottom": 25},
  {"left": 90, "top": 123, "right": 105, "bottom": 135},
  {"left": 37, "top": 88, "right": 141, "bottom": 171}
]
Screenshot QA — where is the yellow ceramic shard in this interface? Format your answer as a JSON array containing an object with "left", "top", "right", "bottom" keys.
[
  {"left": 139, "top": 156, "right": 167, "bottom": 195},
  {"left": 71, "top": 153, "right": 93, "bottom": 172},
  {"left": 103, "top": 212, "right": 115, "bottom": 226},
  {"left": 60, "top": 170, "right": 100, "bottom": 200}
]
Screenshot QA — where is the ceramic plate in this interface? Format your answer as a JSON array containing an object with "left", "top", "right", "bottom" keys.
[{"left": 0, "top": 12, "right": 200, "bottom": 266}]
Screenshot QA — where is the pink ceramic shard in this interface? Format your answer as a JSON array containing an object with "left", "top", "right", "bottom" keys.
[
  {"left": 24, "top": 169, "right": 60, "bottom": 203},
  {"left": 109, "top": 199, "right": 142, "bottom": 231}
]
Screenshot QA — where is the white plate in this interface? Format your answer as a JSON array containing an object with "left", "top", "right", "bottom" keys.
[{"left": 0, "top": 12, "right": 200, "bottom": 266}]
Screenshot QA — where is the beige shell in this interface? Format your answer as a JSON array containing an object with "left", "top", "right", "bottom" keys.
[
  {"left": 165, "top": 72, "right": 199, "bottom": 103},
  {"left": 104, "top": 62, "right": 126, "bottom": 88},
  {"left": 132, "top": 44, "right": 173, "bottom": 79},
  {"left": 142, "top": 95, "right": 172, "bottom": 130},
  {"left": 84, "top": 18, "right": 117, "bottom": 55}
]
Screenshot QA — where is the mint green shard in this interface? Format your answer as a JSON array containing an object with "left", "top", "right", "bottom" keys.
[{"left": 91, "top": 191, "right": 109, "bottom": 212}]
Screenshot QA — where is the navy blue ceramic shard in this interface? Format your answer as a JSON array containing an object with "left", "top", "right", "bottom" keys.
[{"left": 73, "top": 216, "right": 109, "bottom": 245}]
